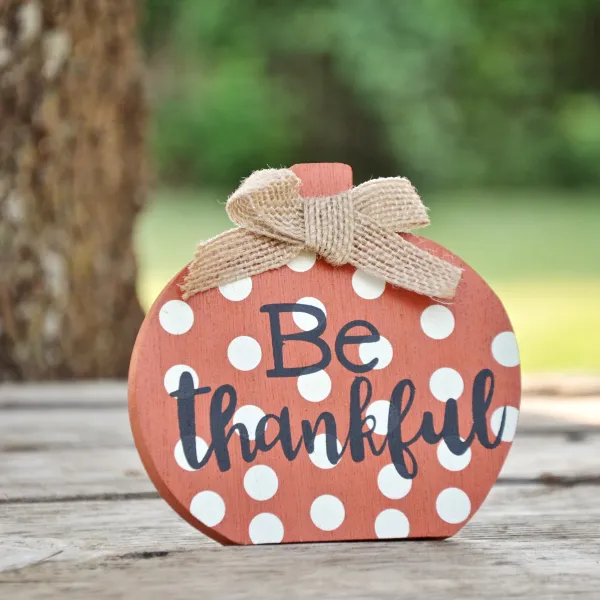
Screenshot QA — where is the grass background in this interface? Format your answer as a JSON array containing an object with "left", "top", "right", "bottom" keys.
[{"left": 136, "top": 189, "right": 600, "bottom": 373}]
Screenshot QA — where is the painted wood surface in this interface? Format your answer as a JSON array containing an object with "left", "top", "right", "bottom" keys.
[
  {"left": 129, "top": 163, "right": 521, "bottom": 544},
  {"left": 0, "top": 378, "right": 599, "bottom": 598}
]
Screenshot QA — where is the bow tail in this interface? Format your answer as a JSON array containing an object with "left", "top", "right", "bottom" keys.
[
  {"left": 350, "top": 219, "right": 462, "bottom": 300},
  {"left": 181, "top": 228, "right": 302, "bottom": 300}
]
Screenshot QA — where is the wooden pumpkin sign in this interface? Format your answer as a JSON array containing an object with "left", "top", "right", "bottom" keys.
[{"left": 129, "top": 163, "right": 521, "bottom": 545}]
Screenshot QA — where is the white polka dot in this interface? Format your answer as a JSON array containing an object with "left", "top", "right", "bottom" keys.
[
  {"left": 377, "top": 464, "right": 412, "bottom": 499},
  {"left": 374, "top": 509, "right": 410, "bottom": 539},
  {"left": 352, "top": 269, "right": 386, "bottom": 299},
  {"left": 359, "top": 336, "right": 393, "bottom": 370},
  {"left": 243, "top": 465, "right": 278, "bottom": 501},
  {"left": 163, "top": 364, "right": 199, "bottom": 394},
  {"left": 310, "top": 495, "right": 345, "bottom": 532},
  {"left": 287, "top": 251, "right": 317, "bottom": 272},
  {"left": 174, "top": 437, "right": 209, "bottom": 471},
  {"left": 219, "top": 277, "right": 252, "bottom": 301},
  {"left": 491, "top": 406, "right": 520, "bottom": 442},
  {"left": 249, "top": 513, "right": 284, "bottom": 544},
  {"left": 492, "top": 332, "right": 520, "bottom": 367},
  {"left": 429, "top": 367, "right": 464, "bottom": 402},
  {"left": 420, "top": 305, "right": 455, "bottom": 339},
  {"left": 358, "top": 336, "right": 394, "bottom": 371},
  {"left": 190, "top": 491, "right": 225, "bottom": 527},
  {"left": 297, "top": 370, "right": 331, "bottom": 402},
  {"left": 293, "top": 297, "right": 326, "bottom": 331},
  {"left": 437, "top": 437, "right": 472, "bottom": 471},
  {"left": 436, "top": 488, "right": 471, "bottom": 524},
  {"left": 227, "top": 336, "right": 262, "bottom": 371},
  {"left": 159, "top": 300, "right": 194, "bottom": 335},
  {"left": 366, "top": 400, "right": 391, "bottom": 435},
  {"left": 308, "top": 433, "right": 342, "bottom": 469},
  {"left": 233, "top": 405, "right": 266, "bottom": 441}
]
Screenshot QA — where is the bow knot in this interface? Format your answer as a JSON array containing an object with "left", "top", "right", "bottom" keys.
[
  {"left": 181, "top": 168, "right": 462, "bottom": 300},
  {"left": 304, "top": 193, "right": 354, "bottom": 266}
]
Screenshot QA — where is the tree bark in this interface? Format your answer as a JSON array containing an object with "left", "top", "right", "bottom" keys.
[{"left": 0, "top": 0, "right": 146, "bottom": 380}]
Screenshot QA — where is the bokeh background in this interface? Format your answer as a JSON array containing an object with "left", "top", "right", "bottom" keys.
[{"left": 137, "top": 0, "right": 600, "bottom": 373}]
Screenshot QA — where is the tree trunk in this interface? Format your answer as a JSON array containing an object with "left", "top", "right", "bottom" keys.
[{"left": 0, "top": 0, "right": 146, "bottom": 380}]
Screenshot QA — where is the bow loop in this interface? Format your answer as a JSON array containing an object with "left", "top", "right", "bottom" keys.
[
  {"left": 351, "top": 177, "right": 429, "bottom": 232},
  {"left": 226, "top": 169, "right": 304, "bottom": 243},
  {"left": 182, "top": 167, "right": 462, "bottom": 300}
]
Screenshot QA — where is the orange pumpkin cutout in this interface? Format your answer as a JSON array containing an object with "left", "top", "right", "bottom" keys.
[{"left": 129, "top": 163, "right": 521, "bottom": 545}]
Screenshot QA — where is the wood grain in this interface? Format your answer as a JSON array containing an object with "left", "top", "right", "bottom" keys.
[
  {"left": 0, "top": 379, "right": 599, "bottom": 598},
  {"left": 1, "top": 485, "right": 598, "bottom": 563},
  {"left": 0, "top": 381, "right": 127, "bottom": 409},
  {"left": 1, "top": 485, "right": 599, "bottom": 599},
  {"left": 523, "top": 373, "right": 600, "bottom": 397},
  {"left": 2, "top": 374, "right": 596, "bottom": 408},
  {"left": 2, "top": 398, "right": 599, "bottom": 456},
  {"left": 0, "top": 409, "right": 132, "bottom": 451},
  {"left": 2, "top": 390, "right": 598, "bottom": 505},
  {"left": 0, "top": 436, "right": 597, "bottom": 500},
  {"left": 292, "top": 162, "right": 353, "bottom": 196},
  {"left": 1, "top": 540, "right": 599, "bottom": 600}
]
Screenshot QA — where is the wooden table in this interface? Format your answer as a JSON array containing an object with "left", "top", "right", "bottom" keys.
[{"left": 1, "top": 376, "right": 600, "bottom": 599}]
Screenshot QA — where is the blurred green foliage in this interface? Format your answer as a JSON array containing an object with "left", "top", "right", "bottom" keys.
[{"left": 142, "top": 0, "right": 600, "bottom": 190}]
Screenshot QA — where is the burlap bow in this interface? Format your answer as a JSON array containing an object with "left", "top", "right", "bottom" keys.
[{"left": 181, "top": 169, "right": 462, "bottom": 300}]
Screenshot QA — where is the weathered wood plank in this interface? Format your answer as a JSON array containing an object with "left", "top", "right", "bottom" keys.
[
  {"left": 524, "top": 396, "right": 600, "bottom": 429},
  {"left": 0, "top": 485, "right": 598, "bottom": 566},
  {"left": 1, "top": 485, "right": 599, "bottom": 599},
  {"left": 2, "top": 374, "right": 600, "bottom": 409},
  {"left": 523, "top": 373, "right": 600, "bottom": 397},
  {"left": 1, "top": 434, "right": 599, "bottom": 502},
  {"left": 1, "top": 541, "right": 598, "bottom": 600},
  {"left": 0, "top": 375, "right": 598, "bottom": 599},
  {"left": 0, "top": 447, "right": 147, "bottom": 501},
  {"left": 0, "top": 409, "right": 132, "bottom": 451},
  {"left": 2, "top": 398, "right": 600, "bottom": 455},
  {"left": 0, "top": 381, "right": 127, "bottom": 409}
]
